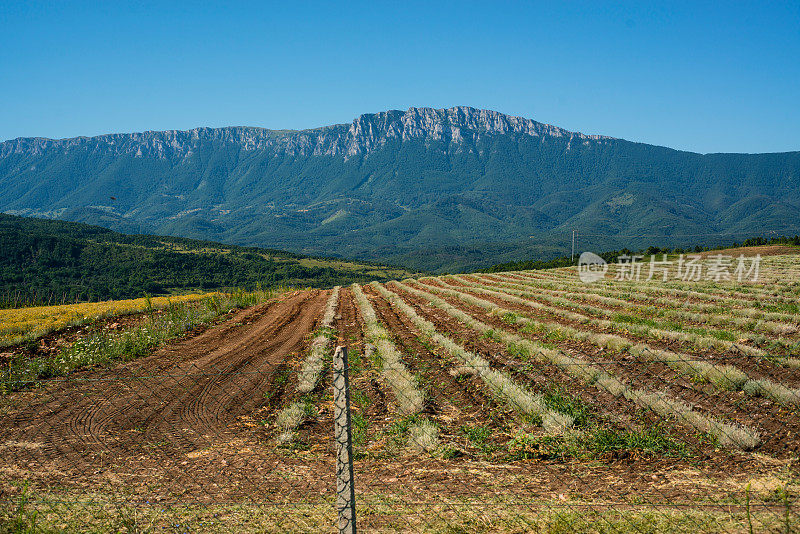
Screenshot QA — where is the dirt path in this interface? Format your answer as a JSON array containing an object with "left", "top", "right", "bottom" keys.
[{"left": 0, "top": 290, "right": 328, "bottom": 483}]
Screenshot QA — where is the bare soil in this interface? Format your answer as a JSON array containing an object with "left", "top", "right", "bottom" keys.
[{"left": 0, "top": 290, "right": 330, "bottom": 502}]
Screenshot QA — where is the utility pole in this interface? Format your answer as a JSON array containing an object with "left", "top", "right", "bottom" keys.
[{"left": 571, "top": 229, "right": 576, "bottom": 263}]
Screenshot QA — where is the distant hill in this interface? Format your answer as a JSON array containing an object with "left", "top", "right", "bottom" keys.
[
  {"left": 0, "top": 214, "right": 414, "bottom": 304},
  {"left": 2, "top": 106, "right": 799, "bottom": 272}
]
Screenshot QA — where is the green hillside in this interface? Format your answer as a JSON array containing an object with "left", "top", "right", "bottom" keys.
[{"left": 0, "top": 214, "right": 415, "bottom": 305}]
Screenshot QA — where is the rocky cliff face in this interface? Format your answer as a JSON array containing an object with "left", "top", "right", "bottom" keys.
[{"left": 0, "top": 107, "right": 612, "bottom": 159}]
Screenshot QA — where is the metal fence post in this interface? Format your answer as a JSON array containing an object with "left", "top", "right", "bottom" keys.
[{"left": 333, "top": 345, "right": 357, "bottom": 534}]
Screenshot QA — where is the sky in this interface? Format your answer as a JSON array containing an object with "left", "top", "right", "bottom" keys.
[{"left": 1, "top": 1, "right": 798, "bottom": 154}]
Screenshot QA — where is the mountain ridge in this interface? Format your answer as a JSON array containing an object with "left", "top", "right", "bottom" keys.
[
  {"left": 1, "top": 106, "right": 799, "bottom": 272},
  {"left": 0, "top": 106, "right": 614, "bottom": 159}
]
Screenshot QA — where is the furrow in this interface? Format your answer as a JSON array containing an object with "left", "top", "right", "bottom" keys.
[
  {"left": 424, "top": 277, "right": 800, "bottom": 407},
  {"left": 393, "top": 280, "right": 761, "bottom": 450},
  {"left": 372, "top": 282, "right": 574, "bottom": 433}
]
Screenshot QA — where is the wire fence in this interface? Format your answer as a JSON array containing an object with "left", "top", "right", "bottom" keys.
[{"left": 1, "top": 283, "right": 799, "bottom": 533}]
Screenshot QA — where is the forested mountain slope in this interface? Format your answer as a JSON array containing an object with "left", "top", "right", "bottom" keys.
[{"left": 2, "top": 107, "right": 798, "bottom": 271}]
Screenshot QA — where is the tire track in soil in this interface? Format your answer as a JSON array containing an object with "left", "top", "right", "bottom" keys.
[
  {"left": 0, "top": 290, "right": 328, "bottom": 468},
  {"left": 174, "top": 293, "right": 320, "bottom": 438}
]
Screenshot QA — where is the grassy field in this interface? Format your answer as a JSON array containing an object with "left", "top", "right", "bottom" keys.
[{"left": 1, "top": 249, "right": 799, "bottom": 532}]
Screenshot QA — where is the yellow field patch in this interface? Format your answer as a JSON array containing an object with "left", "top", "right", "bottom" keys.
[{"left": 0, "top": 293, "right": 217, "bottom": 347}]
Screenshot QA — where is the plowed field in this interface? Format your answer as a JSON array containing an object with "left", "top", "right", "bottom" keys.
[{"left": 2, "top": 251, "right": 799, "bottom": 532}]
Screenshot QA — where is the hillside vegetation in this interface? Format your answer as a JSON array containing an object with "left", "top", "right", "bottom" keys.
[{"left": 0, "top": 214, "right": 414, "bottom": 304}]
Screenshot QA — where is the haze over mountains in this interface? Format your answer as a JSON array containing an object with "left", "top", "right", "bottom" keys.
[{"left": 2, "top": 106, "right": 799, "bottom": 272}]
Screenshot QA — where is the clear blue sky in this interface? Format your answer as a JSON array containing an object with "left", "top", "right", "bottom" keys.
[{"left": 1, "top": 1, "right": 798, "bottom": 153}]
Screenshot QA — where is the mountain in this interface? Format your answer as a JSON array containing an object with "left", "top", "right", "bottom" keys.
[
  {"left": 0, "top": 214, "right": 414, "bottom": 303},
  {"left": 2, "top": 106, "right": 799, "bottom": 272}
]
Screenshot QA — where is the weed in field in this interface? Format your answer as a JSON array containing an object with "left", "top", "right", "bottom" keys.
[
  {"left": 351, "top": 412, "right": 369, "bottom": 451},
  {"left": 2, "top": 483, "right": 40, "bottom": 534},
  {"left": 500, "top": 312, "right": 519, "bottom": 325},
  {"left": 461, "top": 424, "right": 492, "bottom": 448},
  {"left": 350, "top": 387, "right": 370, "bottom": 409},
  {"left": 507, "top": 425, "right": 689, "bottom": 461},
  {"left": 543, "top": 387, "right": 592, "bottom": 427}
]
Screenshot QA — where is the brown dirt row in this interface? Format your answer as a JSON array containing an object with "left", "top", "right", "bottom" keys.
[
  {"left": 0, "top": 289, "right": 331, "bottom": 503},
  {"left": 384, "top": 284, "right": 693, "bottom": 445},
  {"left": 361, "top": 284, "right": 518, "bottom": 454},
  {"left": 436, "top": 277, "right": 800, "bottom": 389},
  {"left": 398, "top": 281, "right": 800, "bottom": 459},
  {"left": 475, "top": 273, "right": 799, "bottom": 345}
]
